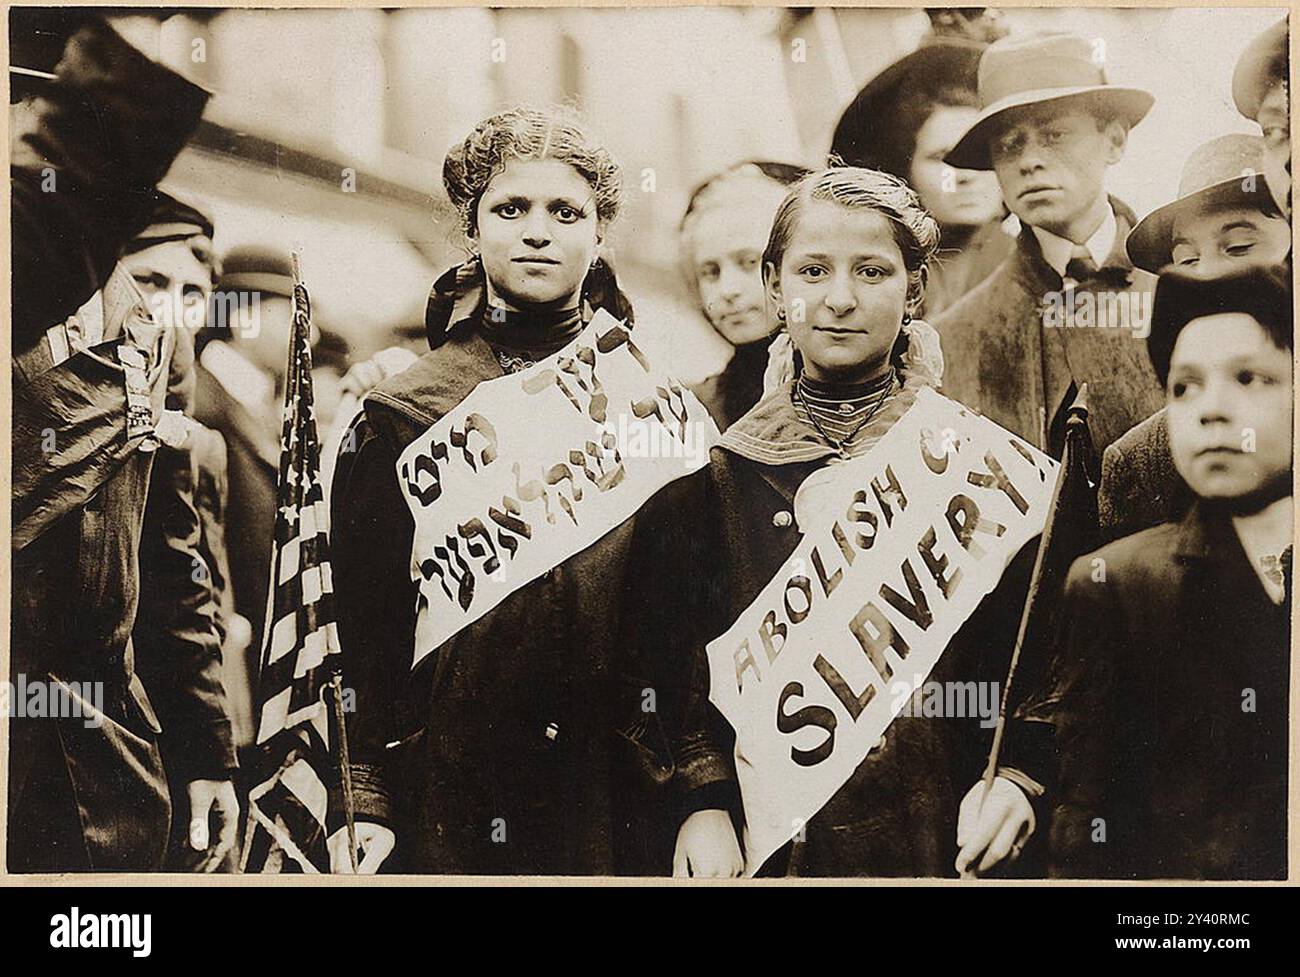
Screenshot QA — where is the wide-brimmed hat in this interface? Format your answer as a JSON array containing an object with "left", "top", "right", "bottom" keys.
[
  {"left": 1127, "top": 134, "right": 1280, "bottom": 272},
  {"left": 830, "top": 38, "right": 986, "bottom": 172},
  {"left": 1232, "top": 17, "right": 1288, "bottom": 121},
  {"left": 945, "top": 32, "right": 1154, "bottom": 170}
]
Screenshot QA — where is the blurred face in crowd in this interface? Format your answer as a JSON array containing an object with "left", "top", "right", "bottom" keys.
[
  {"left": 122, "top": 237, "right": 213, "bottom": 333},
  {"left": 686, "top": 183, "right": 786, "bottom": 346},
  {"left": 909, "top": 105, "right": 1004, "bottom": 228},
  {"left": 230, "top": 294, "right": 295, "bottom": 381},
  {"left": 1170, "top": 203, "right": 1292, "bottom": 277},
  {"left": 473, "top": 159, "right": 601, "bottom": 311},
  {"left": 1257, "top": 80, "right": 1291, "bottom": 219},
  {"left": 1166, "top": 312, "right": 1292, "bottom": 504},
  {"left": 989, "top": 104, "right": 1127, "bottom": 241},
  {"left": 767, "top": 198, "right": 911, "bottom": 384}
]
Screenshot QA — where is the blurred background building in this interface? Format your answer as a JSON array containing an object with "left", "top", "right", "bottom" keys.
[{"left": 156, "top": 5, "right": 1284, "bottom": 381}]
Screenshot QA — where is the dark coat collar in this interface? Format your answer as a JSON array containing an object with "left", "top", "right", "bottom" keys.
[
  {"left": 1009, "top": 195, "right": 1141, "bottom": 291},
  {"left": 362, "top": 318, "right": 504, "bottom": 449},
  {"left": 1170, "top": 501, "right": 1288, "bottom": 608}
]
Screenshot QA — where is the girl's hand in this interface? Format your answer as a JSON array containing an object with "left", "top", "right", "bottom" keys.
[
  {"left": 341, "top": 347, "right": 419, "bottom": 398},
  {"left": 328, "top": 822, "right": 395, "bottom": 874},
  {"left": 672, "top": 809, "right": 744, "bottom": 878},
  {"left": 954, "top": 776, "right": 1035, "bottom": 877}
]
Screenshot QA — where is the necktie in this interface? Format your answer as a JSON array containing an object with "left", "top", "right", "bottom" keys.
[{"left": 1064, "top": 245, "right": 1098, "bottom": 284}]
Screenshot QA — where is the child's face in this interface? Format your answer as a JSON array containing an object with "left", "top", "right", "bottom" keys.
[
  {"left": 767, "top": 199, "right": 910, "bottom": 384},
  {"left": 1169, "top": 204, "right": 1292, "bottom": 278},
  {"left": 909, "top": 105, "right": 1004, "bottom": 229},
  {"left": 989, "top": 105, "right": 1125, "bottom": 240},
  {"left": 474, "top": 159, "right": 601, "bottom": 312},
  {"left": 687, "top": 190, "right": 784, "bottom": 346},
  {"left": 1166, "top": 312, "right": 1292, "bottom": 503}
]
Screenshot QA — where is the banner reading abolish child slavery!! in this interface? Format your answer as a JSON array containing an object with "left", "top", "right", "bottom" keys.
[
  {"left": 707, "top": 388, "right": 1058, "bottom": 875},
  {"left": 397, "top": 309, "right": 719, "bottom": 667}
]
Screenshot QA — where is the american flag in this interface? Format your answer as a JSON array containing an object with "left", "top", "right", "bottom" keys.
[{"left": 241, "top": 254, "right": 350, "bottom": 873}]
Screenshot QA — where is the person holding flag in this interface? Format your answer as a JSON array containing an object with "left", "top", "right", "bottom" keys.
[
  {"left": 329, "top": 107, "right": 726, "bottom": 875},
  {"left": 635, "top": 167, "right": 1059, "bottom": 877}
]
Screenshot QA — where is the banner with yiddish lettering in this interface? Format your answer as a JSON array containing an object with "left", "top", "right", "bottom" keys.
[
  {"left": 706, "top": 388, "right": 1058, "bottom": 874},
  {"left": 397, "top": 310, "right": 719, "bottom": 667}
]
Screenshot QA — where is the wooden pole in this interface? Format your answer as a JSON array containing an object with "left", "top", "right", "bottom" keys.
[
  {"left": 974, "top": 385, "right": 1090, "bottom": 830},
  {"left": 330, "top": 673, "right": 359, "bottom": 873}
]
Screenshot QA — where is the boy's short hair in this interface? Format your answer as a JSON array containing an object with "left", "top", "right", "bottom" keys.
[{"left": 1147, "top": 263, "right": 1293, "bottom": 386}]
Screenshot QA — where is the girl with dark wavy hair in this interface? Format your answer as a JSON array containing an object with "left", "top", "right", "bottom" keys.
[{"left": 329, "top": 107, "right": 718, "bottom": 876}]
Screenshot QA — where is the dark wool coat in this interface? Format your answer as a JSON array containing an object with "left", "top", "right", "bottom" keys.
[
  {"left": 331, "top": 318, "right": 728, "bottom": 876},
  {"left": 639, "top": 371, "right": 1052, "bottom": 878},
  {"left": 691, "top": 339, "right": 771, "bottom": 432},
  {"left": 8, "top": 19, "right": 218, "bottom": 873},
  {"left": 933, "top": 200, "right": 1165, "bottom": 458},
  {"left": 192, "top": 362, "right": 280, "bottom": 651},
  {"left": 1027, "top": 504, "right": 1289, "bottom": 879},
  {"left": 1097, "top": 408, "right": 1193, "bottom": 542}
]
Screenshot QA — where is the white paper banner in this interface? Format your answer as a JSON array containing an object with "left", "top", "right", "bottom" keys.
[
  {"left": 706, "top": 388, "right": 1059, "bottom": 875},
  {"left": 397, "top": 310, "right": 719, "bottom": 667}
]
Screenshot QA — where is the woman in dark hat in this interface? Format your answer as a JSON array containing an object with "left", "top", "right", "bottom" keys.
[
  {"left": 679, "top": 160, "right": 810, "bottom": 429},
  {"left": 329, "top": 107, "right": 735, "bottom": 876},
  {"left": 829, "top": 16, "right": 1011, "bottom": 316}
]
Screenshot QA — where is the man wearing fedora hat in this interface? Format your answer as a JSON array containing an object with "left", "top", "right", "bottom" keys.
[
  {"left": 1127, "top": 134, "right": 1290, "bottom": 278},
  {"left": 934, "top": 31, "right": 1165, "bottom": 460},
  {"left": 1233, "top": 16, "right": 1289, "bottom": 219},
  {"left": 1098, "top": 134, "right": 1290, "bottom": 540}
]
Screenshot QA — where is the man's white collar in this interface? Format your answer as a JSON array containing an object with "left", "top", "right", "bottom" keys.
[{"left": 1031, "top": 204, "right": 1118, "bottom": 278}]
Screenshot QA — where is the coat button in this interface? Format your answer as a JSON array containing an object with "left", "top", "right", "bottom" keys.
[
  {"left": 772, "top": 510, "right": 792, "bottom": 528},
  {"left": 544, "top": 722, "right": 559, "bottom": 743}
]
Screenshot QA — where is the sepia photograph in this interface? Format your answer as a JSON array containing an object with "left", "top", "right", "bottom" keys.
[{"left": 2, "top": 0, "right": 1294, "bottom": 926}]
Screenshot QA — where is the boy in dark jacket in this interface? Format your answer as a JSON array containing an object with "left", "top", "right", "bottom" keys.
[{"left": 1039, "top": 265, "right": 1291, "bottom": 879}]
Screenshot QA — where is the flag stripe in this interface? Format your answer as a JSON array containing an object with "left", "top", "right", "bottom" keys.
[{"left": 243, "top": 267, "right": 348, "bottom": 874}]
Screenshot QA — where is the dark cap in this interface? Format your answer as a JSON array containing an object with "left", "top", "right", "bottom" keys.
[
  {"left": 125, "top": 190, "right": 215, "bottom": 252},
  {"left": 218, "top": 245, "right": 294, "bottom": 298},
  {"left": 830, "top": 39, "right": 986, "bottom": 174},
  {"left": 1147, "top": 264, "right": 1292, "bottom": 385}
]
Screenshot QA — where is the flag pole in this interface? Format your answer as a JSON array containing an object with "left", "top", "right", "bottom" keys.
[
  {"left": 976, "top": 384, "right": 1090, "bottom": 809},
  {"left": 330, "top": 673, "right": 359, "bottom": 873},
  {"left": 238, "top": 251, "right": 307, "bottom": 874},
  {"left": 287, "top": 251, "right": 358, "bottom": 873}
]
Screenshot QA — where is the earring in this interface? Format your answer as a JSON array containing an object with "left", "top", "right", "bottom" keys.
[
  {"left": 777, "top": 307, "right": 787, "bottom": 322},
  {"left": 901, "top": 313, "right": 912, "bottom": 326}
]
